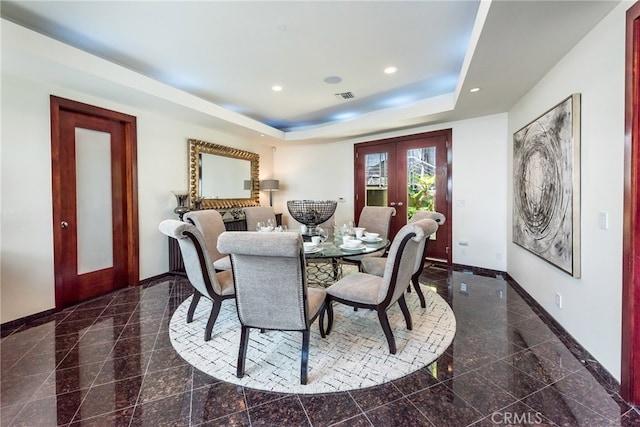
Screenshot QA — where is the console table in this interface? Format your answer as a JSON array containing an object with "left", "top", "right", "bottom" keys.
[{"left": 169, "top": 214, "right": 282, "bottom": 274}]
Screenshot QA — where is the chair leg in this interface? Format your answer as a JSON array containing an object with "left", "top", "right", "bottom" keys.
[
  {"left": 318, "top": 306, "right": 327, "bottom": 338},
  {"left": 398, "top": 295, "right": 413, "bottom": 330},
  {"left": 204, "top": 300, "right": 223, "bottom": 341},
  {"left": 377, "top": 308, "right": 397, "bottom": 354},
  {"left": 300, "top": 330, "right": 310, "bottom": 385},
  {"left": 326, "top": 299, "right": 334, "bottom": 335},
  {"left": 237, "top": 326, "right": 250, "bottom": 378},
  {"left": 187, "top": 291, "right": 202, "bottom": 323},
  {"left": 411, "top": 274, "right": 426, "bottom": 308}
]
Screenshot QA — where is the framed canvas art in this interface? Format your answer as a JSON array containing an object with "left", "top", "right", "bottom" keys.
[{"left": 513, "top": 94, "right": 581, "bottom": 277}]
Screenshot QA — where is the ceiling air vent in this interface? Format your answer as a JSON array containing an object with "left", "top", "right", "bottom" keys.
[{"left": 335, "top": 92, "right": 355, "bottom": 100}]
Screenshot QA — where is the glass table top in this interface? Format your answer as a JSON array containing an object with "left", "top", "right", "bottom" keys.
[{"left": 303, "top": 238, "right": 389, "bottom": 259}]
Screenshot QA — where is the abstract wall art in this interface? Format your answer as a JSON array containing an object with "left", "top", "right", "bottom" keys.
[{"left": 513, "top": 94, "right": 581, "bottom": 277}]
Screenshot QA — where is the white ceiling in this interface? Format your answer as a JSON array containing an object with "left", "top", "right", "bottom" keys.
[{"left": 1, "top": 0, "right": 619, "bottom": 144}]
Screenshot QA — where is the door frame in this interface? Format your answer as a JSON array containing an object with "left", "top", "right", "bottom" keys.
[
  {"left": 354, "top": 129, "right": 452, "bottom": 264},
  {"left": 622, "top": 0, "right": 640, "bottom": 405},
  {"left": 50, "top": 96, "right": 139, "bottom": 309}
]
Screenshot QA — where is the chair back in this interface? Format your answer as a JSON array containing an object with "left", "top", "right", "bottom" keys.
[
  {"left": 243, "top": 206, "right": 277, "bottom": 231},
  {"left": 409, "top": 211, "right": 443, "bottom": 273},
  {"left": 358, "top": 206, "right": 396, "bottom": 238},
  {"left": 159, "top": 219, "right": 225, "bottom": 296},
  {"left": 184, "top": 210, "right": 228, "bottom": 263},
  {"left": 378, "top": 222, "right": 426, "bottom": 305},
  {"left": 218, "top": 231, "right": 309, "bottom": 331}
]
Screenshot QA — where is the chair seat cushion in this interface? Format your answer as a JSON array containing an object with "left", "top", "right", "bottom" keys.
[
  {"left": 327, "top": 272, "right": 383, "bottom": 305},
  {"left": 307, "top": 288, "right": 327, "bottom": 320},
  {"left": 213, "top": 255, "right": 232, "bottom": 271},
  {"left": 215, "top": 269, "right": 235, "bottom": 296},
  {"left": 360, "top": 257, "right": 386, "bottom": 277}
]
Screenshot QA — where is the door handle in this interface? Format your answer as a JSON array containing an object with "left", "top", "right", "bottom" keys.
[
  {"left": 61, "top": 221, "right": 69, "bottom": 229},
  {"left": 397, "top": 202, "right": 404, "bottom": 206},
  {"left": 389, "top": 202, "right": 396, "bottom": 206}
]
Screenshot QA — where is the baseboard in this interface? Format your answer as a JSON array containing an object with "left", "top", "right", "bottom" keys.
[{"left": 1, "top": 308, "right": 56, "bottom": 338}]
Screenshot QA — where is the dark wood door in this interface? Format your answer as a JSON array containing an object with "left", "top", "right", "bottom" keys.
[
  {"left": 354, "top": 129, "right": 452, "bottom": 263},
  {"left": 622, "top": 0, "right": 640, "bottom": 405},
  {"left": 51, "top": 96, "right": 139, "bottom": 309}
]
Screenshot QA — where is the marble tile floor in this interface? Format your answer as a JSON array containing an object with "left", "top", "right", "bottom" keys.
[{"left": 2, "top": 266, "right": 639, "bottom": 426}]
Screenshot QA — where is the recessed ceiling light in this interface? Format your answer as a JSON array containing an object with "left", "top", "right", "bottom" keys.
[
  {"left": 384, "top": 66, "right": 398, "bottom": 74},
  {"left": 470, "top": 87, "right": 481, "bottom": 93},
  {"left": 324, "top": 76, "right": 342, "bottom": 84},
  {"left": 272, "top": 85, "right": 283, "bottom": 92}
]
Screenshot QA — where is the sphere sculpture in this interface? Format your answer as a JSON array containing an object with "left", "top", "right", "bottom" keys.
[{"left": 287, "top": 200, "right": 337, "bottom": 235}]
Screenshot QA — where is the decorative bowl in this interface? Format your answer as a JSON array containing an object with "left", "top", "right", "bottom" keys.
[{"left": 287, "top": 200, "right": 337, "bottom": 233}]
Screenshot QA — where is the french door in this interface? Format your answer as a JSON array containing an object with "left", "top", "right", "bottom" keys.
[
  {"left": 354, "top": 129, "right": 452, "bottom": 263},
  {"left": 51, "top": 96, "right": 139, "bottom": 309}
]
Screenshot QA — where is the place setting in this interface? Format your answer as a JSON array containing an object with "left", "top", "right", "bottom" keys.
[{"left": 339, "top": 227, "right": 383, "bottom": 253}]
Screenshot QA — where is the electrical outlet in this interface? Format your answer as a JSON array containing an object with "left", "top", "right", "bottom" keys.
[
  {"left": 555, "top": 292, "right": 562, "bottom": 308},
  {"left": 460, "top": 283, "right": 467, "bottom": 292}
]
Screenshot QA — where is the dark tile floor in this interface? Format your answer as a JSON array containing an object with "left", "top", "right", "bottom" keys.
[{"left": 2, "top": 266, "right": 639, "bottom": 426}]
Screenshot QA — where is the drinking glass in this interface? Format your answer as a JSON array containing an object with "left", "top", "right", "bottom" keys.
[
  {"left": 267, "top": 218, "right": 274, "bottom": 229},
  {"left": 256, "top": 221, "right": 265, "bottom": 231},
  {"left": 317, "top": 227, "right": 328, "bottom": 242}
]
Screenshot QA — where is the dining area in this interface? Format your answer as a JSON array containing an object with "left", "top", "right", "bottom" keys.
[{"left": 159, "top": 196, "right": 453, "bottom": 388}]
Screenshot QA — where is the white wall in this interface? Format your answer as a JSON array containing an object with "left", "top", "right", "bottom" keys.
[
  {"left": 507, "top": 1, "right": 629, "bottom": 381},
  {"left": 273, "top": 141, "right": 355, "bottom": 229},
  {"left": 274, "top": 113, "right": 509, "bottom": 272},
  {"left": 0, "top": 72, "right": 273, "bottom": 323}
]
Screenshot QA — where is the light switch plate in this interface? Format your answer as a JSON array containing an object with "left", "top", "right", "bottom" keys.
[{"left": 598, "top": 211, "right": 609, "bottom": 230}]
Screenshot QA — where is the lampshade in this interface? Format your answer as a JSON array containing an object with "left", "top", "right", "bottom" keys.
[{"left": 260, "top": 179, "right": 279, "bottom": 191}]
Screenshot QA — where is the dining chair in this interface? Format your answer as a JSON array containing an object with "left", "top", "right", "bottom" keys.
[
  {"left": 217, "top": 231, "right": 329, "bottom": 385},
  {"left": 243, "top": 206, "right": 277, "bottom": 231},
  {"left": 342, "top": 206, "right": 396, "bottom": 270},
  {"left": 159, "top": 219, "right": 235, "bottom": 341},
  {"left": 325, "top": 219, "right": 432, "bottom": 354},
  {"left": 183, "top": 210, "right": 232, "bottom": 271},
  {"left": 361, "top": 211, "right": 444, "bottom": 308}
]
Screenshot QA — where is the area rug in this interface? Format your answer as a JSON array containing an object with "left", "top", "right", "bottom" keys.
[{"left": 169, "top": 283, "right": 456, "bottom": 394}]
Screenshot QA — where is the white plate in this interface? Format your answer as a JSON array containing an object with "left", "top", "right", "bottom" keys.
[
  {"left": 361, "top": 237, "right": 383, "bottom": 242},
  {"left": 339, "top": 244, "right": 366, "bottom": 251},
  {"left": 304, "top": 246, "right": 322, "bottom": 254}
]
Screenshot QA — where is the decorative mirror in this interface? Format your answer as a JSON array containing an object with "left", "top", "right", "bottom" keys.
[{"left": 188, "top": 139, "right": 260, "bottom": 210}]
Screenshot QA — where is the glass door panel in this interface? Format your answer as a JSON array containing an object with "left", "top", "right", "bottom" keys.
[
  {"left": 365, "top": 152, "right": 388, "bottom": 207},
  {"left": 75, "top": 127, "right": 113, "bottom": 274},
  {"left": 407, "top": 147, "right": 437, "bottom": 240}
]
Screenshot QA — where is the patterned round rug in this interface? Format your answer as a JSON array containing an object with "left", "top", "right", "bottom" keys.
[{"left": 169, "top": 283, "right": 456, "bottom": 394}]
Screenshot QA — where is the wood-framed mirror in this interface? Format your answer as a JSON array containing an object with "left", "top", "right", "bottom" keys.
[{"left": 188, "top": 139, "right": 260, "bottom": 210}]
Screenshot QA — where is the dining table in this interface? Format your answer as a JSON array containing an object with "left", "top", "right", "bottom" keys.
[{"left": 302, "top": 233, "right": 389, "bottom": 286}]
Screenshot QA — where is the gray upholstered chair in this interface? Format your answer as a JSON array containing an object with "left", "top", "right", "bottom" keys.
[
  {"left": 326, "top": 219, "right": 432, "bottom": 354},
  {"left": 158, "top": 220, "right": 235, "bottom": 341},
  {"left": 183, "top": 210, "right": 232, "bottom": 271},
  {"left": 342, "top": 206, "right": 396, "bottom": 270},
  {"left": 361, "top": 211, "right": 444, "bottom": 308},
  {"left": 243, "top": 206, "right": 277, "bottom": 231},
  {"left": 217, "top": 231, "right": 328, "bottom": 385}
]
